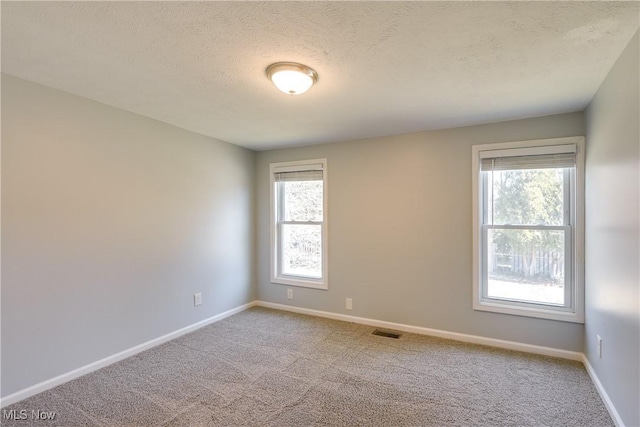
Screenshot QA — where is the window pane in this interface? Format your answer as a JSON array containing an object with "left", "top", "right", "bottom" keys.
[
  {"left": 486, "top": 228, "right": 565, "bottom": 306},
  {"left": 281, "top": 224, "right": 322, "bottom": 278},
  {"left": 487, "top": 168, "right": 565, "bottom": 226},
  {"left": 282, "top": 180, "right": 323, "bottom": 222}
]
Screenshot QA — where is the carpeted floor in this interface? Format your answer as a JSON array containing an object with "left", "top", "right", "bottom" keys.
[{"left": 3, "top": 307, "right": 613, "bottom": 426}]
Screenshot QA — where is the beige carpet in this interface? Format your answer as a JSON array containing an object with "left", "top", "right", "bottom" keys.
[{"left": 2, "top": 307, "right": 613, "bottom": 426}]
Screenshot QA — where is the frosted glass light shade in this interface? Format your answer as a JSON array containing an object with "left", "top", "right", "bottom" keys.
[{"left": 266, "top": 62, "right": 318, "bottom": 95}]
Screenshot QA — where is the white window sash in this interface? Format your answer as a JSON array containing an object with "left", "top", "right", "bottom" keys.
[
  {"left": 480, "top": 166, "right": 574, "bottom": 309},
  {"left": 472, "top": 136, "right": 584, "bottom": 323},
  {"left": 270, "top": 159, "right": 328, "bottom": 290},
  {"left": 480, "top": 223, "right": 572, "bottom": 309}
]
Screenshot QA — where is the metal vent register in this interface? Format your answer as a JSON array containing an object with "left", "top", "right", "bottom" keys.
[{"left": 372, "top": 329, "right": 402, "bottom": 339}]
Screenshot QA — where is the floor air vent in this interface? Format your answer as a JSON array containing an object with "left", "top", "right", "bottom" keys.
[{"left": 372, "top": 329, "right": 402, "bottom": 339}]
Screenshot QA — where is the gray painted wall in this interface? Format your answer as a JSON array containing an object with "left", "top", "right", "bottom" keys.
[
  {"left": 256, "top": 113, "right": 586, "bottom": 352},
  {"left": 1, "top": 75, "right": 256, "bottom": 397},
  {"left": 6, "top": 33, "right": 637, "bottom": 416},
  {"left": 585, "top": 31, "right": 639, "bottom": 427}
]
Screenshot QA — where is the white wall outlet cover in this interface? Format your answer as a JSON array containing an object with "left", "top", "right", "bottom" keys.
[
  {"left": 287, "top": 289, "right": 293, "bottom": 300},
  {"left": 346, "top": 298, "right": 353, "bottom": 310},
  {"left": 194, "top": 293, "right": 202, "bottom": 306}
]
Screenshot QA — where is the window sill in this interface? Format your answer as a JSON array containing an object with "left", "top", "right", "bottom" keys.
[
  {"left": 271, "top": 276, "right": 328, "bottom": 290},
  {"left": 474, "top": 300, "right": 584, "bottom": 323}
]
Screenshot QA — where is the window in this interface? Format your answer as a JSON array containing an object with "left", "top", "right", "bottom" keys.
[
  {"left": 270, "top": 159, "right": 328, "bottom": 289},
  {"left": 472, "top": 137, "right": 584, "bottom": 323}
]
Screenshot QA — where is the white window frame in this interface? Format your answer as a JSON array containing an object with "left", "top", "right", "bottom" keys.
[
  {"left": 472, "top": 137, "right": 584, "bottom": 323},
  {"left": 270, "top": 159, "right": 328, "bottom": 290}
]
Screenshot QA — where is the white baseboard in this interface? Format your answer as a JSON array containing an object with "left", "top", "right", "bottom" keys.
[
  {"left": 257, "top": 301, "right": 627, "bottom": 426},
  {"left": 5, "top": 299, "right": 623, "bottom": 427},
  {"left": 255, "top": 301, "right": 583, "bottom": 361},
  {"left": 582, "top": 355, "right": 625, "bottom": 427},
  {"left": 0, "top": 301, "right": 257, "bottom": 408}
]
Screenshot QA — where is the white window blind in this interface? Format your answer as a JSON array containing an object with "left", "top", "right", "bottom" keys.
[
  {"left": 274, "top": 170, "right": 323, "bottom": 182},
  {"left": 480, "top": 153, "right": 576, "bottom": 171}
]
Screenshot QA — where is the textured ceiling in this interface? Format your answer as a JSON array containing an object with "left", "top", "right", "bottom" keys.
[{"left": 2, "top": 2, "right": 639, "bottom": 150}]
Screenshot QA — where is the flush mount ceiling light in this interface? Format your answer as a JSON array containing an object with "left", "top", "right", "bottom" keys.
[{"left": 266, "top": 62, "right": 318, "bottom": 95}]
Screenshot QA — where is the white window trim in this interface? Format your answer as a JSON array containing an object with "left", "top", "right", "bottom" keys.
[
  {"left": 472, "top": 137, "right": 585, "bottom": 323},
  {"left": 270, "top": 159, "right": 328, "bottom": 290}
]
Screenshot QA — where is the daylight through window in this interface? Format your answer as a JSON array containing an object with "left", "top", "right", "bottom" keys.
[
  {"left": 473, "top": 138, "right": 584, "bottom": 323},
  {"left": 270, "top": 159, "right": 327, "bottom": 289}
]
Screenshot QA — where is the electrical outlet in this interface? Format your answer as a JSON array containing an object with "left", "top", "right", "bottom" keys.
[
  {"left": 287, "top": 289, "right": 293, "bottom": 300},
  {"left": 597, "top": 335, "right": 602, "bottom": 358},
  {"left": 346, "top": 298, "right": 353, "bottom": 310},
  {"left": 194, "top": 293, "right": 202, "bottom": 306}
]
